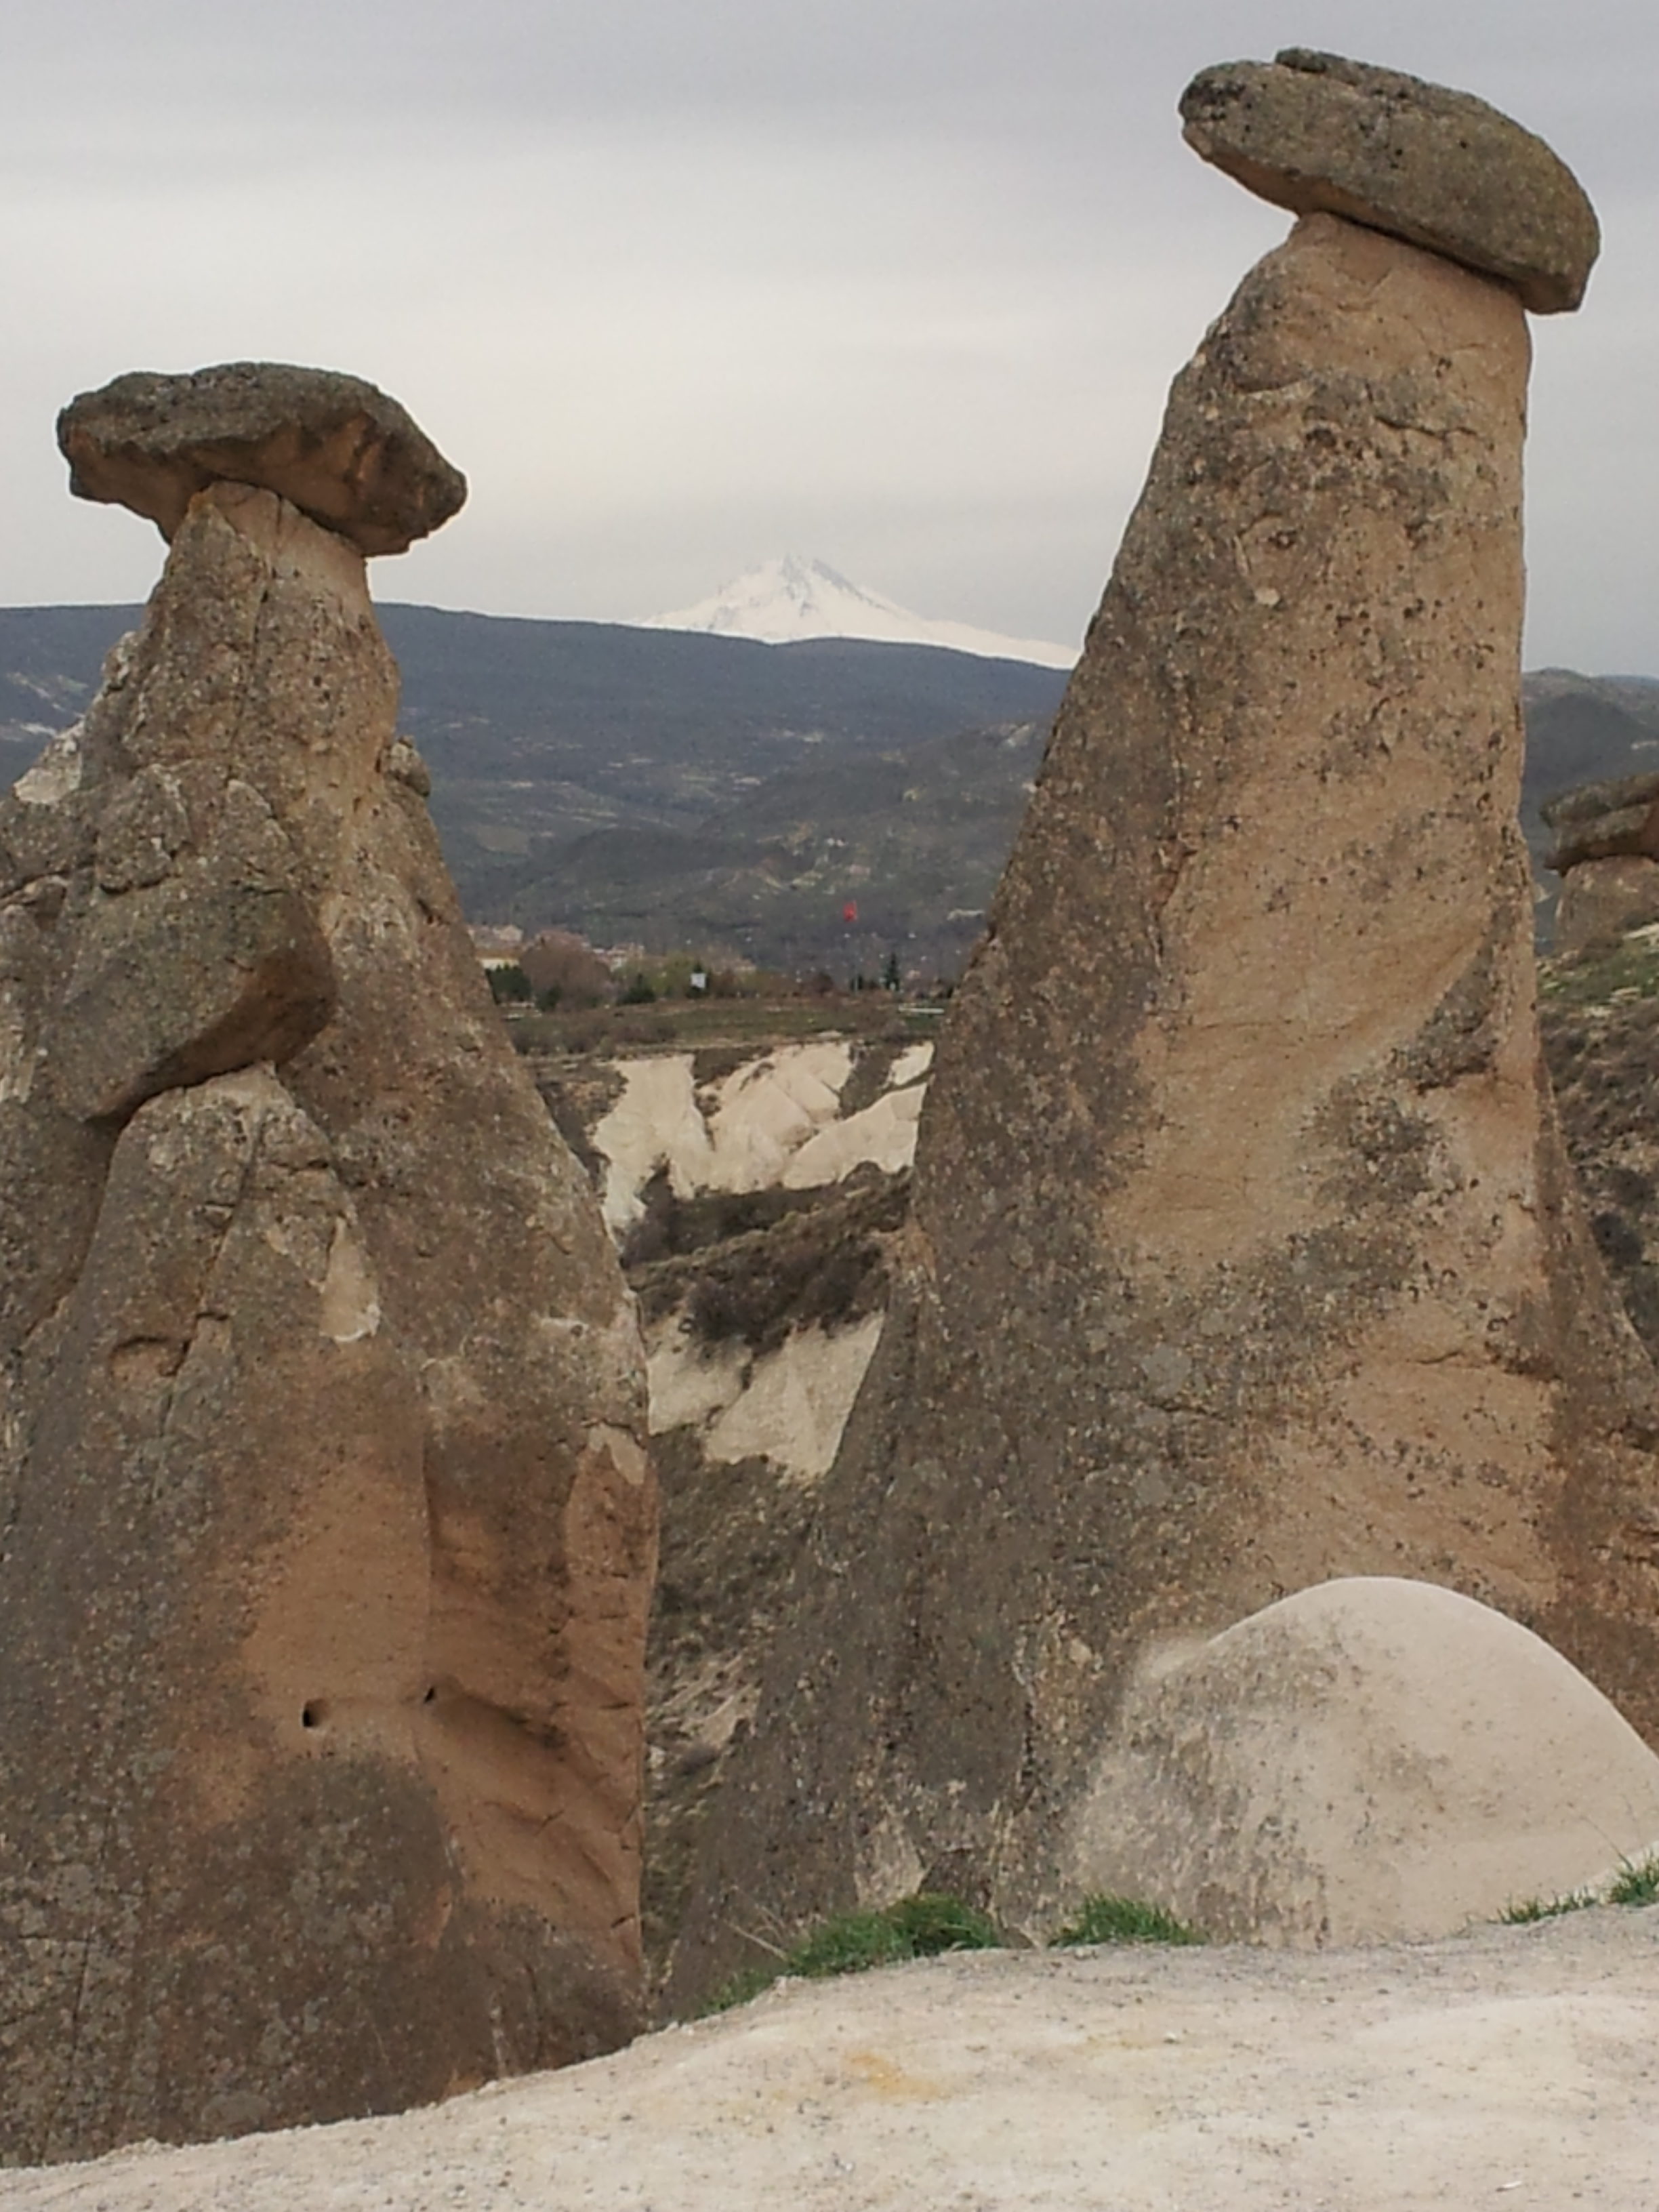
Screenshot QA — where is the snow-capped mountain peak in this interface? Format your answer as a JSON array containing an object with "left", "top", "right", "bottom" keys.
[{"left": 639, "top": 556, "right": 1076, "bottom": 670}]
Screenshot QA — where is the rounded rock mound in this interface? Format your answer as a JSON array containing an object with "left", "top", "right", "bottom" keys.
[
  {"left": 1180, "top": 48, "right": 1599, "bottom": 313},
  {"left": 1541, "top": 768, "right": 1659, "bottom": 874},
  {"left": 1065, "top": 1577, "right": 1659, "bottom": 1946},
  {"left": 58, "top": 362, "right": 466, "bottom": 554}
]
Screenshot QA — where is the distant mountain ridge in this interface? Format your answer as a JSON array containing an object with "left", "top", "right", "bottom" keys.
[
  {"left": 640, "top": 554, "right": 1079, "bottom": 670},
  {"left": 0, "top": 601, "right": 1067, "bottom": 970},
  {"left": 3, "top": 601, "right": 1655, "bottom": 971}
]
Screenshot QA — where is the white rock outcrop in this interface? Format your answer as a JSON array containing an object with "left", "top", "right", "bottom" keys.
[
  {"left": 1065, "top": 1578, "right": 1659, "bottom": 1946},
  {"left": 592, "top": 1040, "right": 931, "bottom": 1231}
]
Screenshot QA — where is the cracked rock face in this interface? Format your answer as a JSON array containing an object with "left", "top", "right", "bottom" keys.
[
  {"left": 1181, "top": 49, "right": 1599, "bottom": 314},
  {"left": 0, "top": 438, "right": 652, "bottom": 2160},
  {"left": 670, "top": 207, "right": 1659, "bottom": 2009},
  {"left": 58, "top": 363, "right": 467, "bottom": 554}
]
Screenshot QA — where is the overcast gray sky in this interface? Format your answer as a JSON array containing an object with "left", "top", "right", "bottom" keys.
[{"left": 5, "top": 0, "right": 1656, "bottom": 669}]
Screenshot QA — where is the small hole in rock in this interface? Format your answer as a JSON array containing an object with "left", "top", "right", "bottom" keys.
[
  {"left": 301, "top": 1702, "right": 324, "bottom": 1729},
  {"left": 422, "top": 1686, "right": 437, "bottom": 1704}
]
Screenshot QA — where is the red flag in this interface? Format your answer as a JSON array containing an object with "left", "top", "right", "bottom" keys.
[{"left": 842, "top": 901, "right": 859, "bottom": 924}]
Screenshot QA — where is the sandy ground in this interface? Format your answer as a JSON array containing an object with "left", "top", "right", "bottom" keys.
[{"left": 7, "top": 1908, "right": 1658, "bottom": 2211}]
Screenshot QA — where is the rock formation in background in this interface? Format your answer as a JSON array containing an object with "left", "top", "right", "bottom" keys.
[
  {"left": 671, "top": 54, "right": 1659, "bottom": 2005},
  {"left": 0, "top": 367, "right": 654, "bottom": 2164},
  {"left": 1542, "top": 769, "right": 1659, "bottom": 952},
  {"left": 1542, "top": 992, "right": 1659, "bottom": 1385},
  {"left": 530, "top": 1031, "right": 924, "bottom": 1993},
  {"left": 583, "top": 1037, "right": 926, "bottom": 1987}
]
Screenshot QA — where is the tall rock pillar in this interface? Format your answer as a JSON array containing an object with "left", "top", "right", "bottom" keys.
[
  {"left": 0, "top": 366, "right": 655, "bottom": 2161},
  {"left": 673, "top": 54, "right": 1659, "bottom": 2001}
]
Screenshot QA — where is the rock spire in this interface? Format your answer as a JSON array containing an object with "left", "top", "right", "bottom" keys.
[
  {"left": 671, "top": 63, "right": 1659, "bottom": 2005},
  {"left": 0, "top": 367, "right": 654, "bottom": 2162}
]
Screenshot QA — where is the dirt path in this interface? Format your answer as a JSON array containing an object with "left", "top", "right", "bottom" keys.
[{"left": 5, "top": 1908, "right": 1657, "bottom": 2209}]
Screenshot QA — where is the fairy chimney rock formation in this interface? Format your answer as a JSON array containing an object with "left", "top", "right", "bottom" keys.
[
  {"left": 670, "top": 63, "right": 1659, "bottom": 2007},
  {"left": 0, "top": 366, "right": 654, "bottom": 2165}
]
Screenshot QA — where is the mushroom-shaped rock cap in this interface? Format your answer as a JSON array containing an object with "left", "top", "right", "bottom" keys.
[
  {"left": 1540, "top": 768, "right": 1659, "bottom": 874},
  {"left": 1180, "top": 49, "right": 1599, "bottom": 314},
  {"left": 57, "top": 362, "right": 467, "bottom": 555}
]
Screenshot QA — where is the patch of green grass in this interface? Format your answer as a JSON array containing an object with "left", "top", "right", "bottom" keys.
[
  {"left": 1498, "top": 1848, "right": 1659, "bottom": 1924},
  {"left": 1052, "top": 1894, "right": 1206, "bottom": 1947},
  {"left": 1537, "top": 937, "right": 1659, "bottom": 1007},
  {"left": 787, "top": 1892, "right": 1001, "bottom": 1976},
  {"left": 1606, "top": 1851, "right": 1659, "bottom": 1908},
  {"left": 705, "top": 1891, "right": 1003, "bottom": 2013},
  {"left": 1498, "top": 1889, "right": 1595, "bottom": 1925}
]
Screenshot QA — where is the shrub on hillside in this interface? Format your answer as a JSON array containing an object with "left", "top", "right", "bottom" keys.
[
  {"left": 487, "top": 962, "right": 532, "bottom": 1005},
  {"left": 520, "top": 929, "right": 613, "bottom": 1008}
]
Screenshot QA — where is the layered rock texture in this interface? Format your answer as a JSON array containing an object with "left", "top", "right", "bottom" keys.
[
  {"left": 0, "top": 372, "right": 653, "bottom": 2164},
  {"left": 672, "top": 68, "right": 1659, "bottom": 2006}
]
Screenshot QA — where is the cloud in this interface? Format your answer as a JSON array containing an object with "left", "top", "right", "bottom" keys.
[{"left": 3, "top": 0, "right": 1657, "bottom": 668}]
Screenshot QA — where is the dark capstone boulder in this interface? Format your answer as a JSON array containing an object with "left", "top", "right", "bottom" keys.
[
  {"left": 57, "top": 363, "right": 466, "bottom": 554},
  {"left": 1181, "top": 48, "right": 1599, "bottom": 313}
]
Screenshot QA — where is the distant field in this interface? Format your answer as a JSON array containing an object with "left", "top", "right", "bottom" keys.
[{"left": 504, "top": 991, "right": 942, "bottom": 1057}]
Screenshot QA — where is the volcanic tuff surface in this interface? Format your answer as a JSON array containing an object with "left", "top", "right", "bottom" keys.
[
  {"left": 1065, "top": 1576, "right": 1659, "bottom": 1946},
  {"left": 527, "top": 1031, "right": 925, "bottom": 1992},
  {"left": 5, "top": 1900, "right": 1658, "bottom": 2210},
  {"left": 670, "top": 64, "right": 1659, "bottom": 2006},
  {"left": 480, "top": 914, "right": 1653, "bottom": 1995},
  {"left": 0, "top": 378, "right": 653, "bottom": 2164}
]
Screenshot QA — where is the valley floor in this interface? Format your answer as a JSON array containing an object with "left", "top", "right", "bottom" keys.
[{"left": 7, "top": 1908, "right": 1656, "bottom": 2210}]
